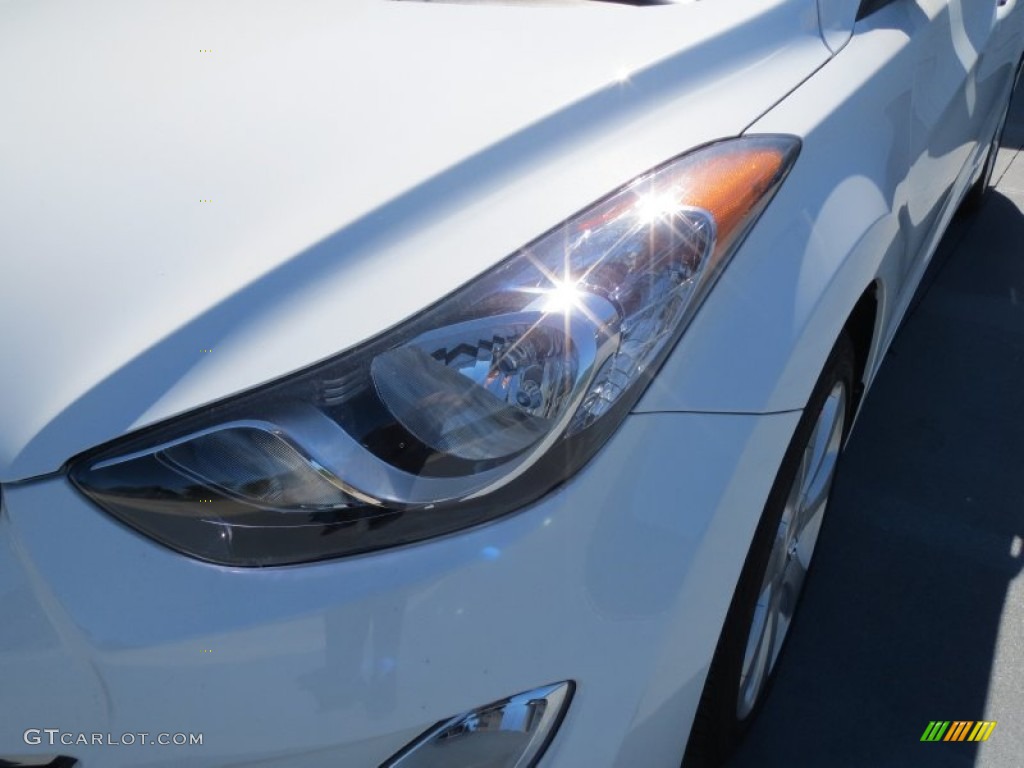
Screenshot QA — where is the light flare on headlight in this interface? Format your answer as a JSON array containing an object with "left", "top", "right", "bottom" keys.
[{"left": 70, "top": 136, "right": 800, "bottom": 566}]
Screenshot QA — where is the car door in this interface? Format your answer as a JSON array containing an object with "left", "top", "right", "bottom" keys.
[{"left": 902, "top": 0, "right": 1004, "bottom": 273}]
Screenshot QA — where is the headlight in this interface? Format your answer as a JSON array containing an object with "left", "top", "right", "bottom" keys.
[
  {"left": 70, "top": 136, "right": 800, "bottom": 566},
  {"left": 382, "top": 682, "right": 573, "bottom": 768}
]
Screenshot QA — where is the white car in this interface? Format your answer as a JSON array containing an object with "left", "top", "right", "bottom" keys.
[{"left": 1, "top": 1, "right": 1021, "bottom": 766}]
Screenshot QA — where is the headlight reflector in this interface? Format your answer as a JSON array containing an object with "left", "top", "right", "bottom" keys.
[{"left": 70, "top": 136, "right": 799, "bottom": 566}]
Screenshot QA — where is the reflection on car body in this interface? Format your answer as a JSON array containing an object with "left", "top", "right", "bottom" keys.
[{"left": 0, "top": 0, "right": 1021, "bottom": 766}]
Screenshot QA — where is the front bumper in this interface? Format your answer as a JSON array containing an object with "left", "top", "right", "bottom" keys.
[{"left": 0, "top": 410, "right": 798, "bottom": 768}]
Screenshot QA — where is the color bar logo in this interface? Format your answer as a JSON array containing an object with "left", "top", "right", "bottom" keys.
[{"left": 921, "top": 721, "right": 997, "bottom": 742}]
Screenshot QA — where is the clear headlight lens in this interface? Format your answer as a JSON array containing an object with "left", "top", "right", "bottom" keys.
[
  {"left": 381, "top": 682, "right": 573, "bottom": 768},
  {"left": 70, "top": 136, "right": 799, "bottom": 566}
]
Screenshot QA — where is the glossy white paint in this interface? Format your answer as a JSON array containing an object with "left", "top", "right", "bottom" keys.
[
  {"left": 0, "top": 411, "right": 799, "bottom": 766},
  {"left": 816, "top": 0, "right": 859, "bottom": 52},
  {"left": 0, "top": 0, "right": 828, "bottom": 482},
  {"left": 638, "top": 0, "right": 1024, "bottom": 413},
  {"left": 2, "top": 0, "right": 1023, "bottom": 766}
]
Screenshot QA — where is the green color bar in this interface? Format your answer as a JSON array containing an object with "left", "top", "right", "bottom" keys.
[{"left": 922, "top": 721, "right": 951, "bottom": 741}]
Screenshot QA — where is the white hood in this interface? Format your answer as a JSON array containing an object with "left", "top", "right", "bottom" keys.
[{"left": 0, "top": 0, "right": 829, "bottom": 481}]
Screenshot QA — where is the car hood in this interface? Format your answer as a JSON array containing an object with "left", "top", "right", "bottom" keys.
[{"left": 0, "top": 0, "right": 830, "bottom": 482}]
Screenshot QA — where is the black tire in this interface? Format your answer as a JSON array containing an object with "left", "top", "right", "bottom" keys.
[{"left": 682, "top": 333, "right": 856, "bottom": 768}]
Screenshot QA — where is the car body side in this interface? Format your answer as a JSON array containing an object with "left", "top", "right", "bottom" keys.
[
  {"left": 640, "top": 0, "right": 1024, "bottom": 421},
  {"left": 1, "top": 1, "right": 1022, "bottom": 767}
]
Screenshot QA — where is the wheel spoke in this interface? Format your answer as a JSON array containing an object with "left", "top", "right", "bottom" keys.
[
  {"left": 736, "top": 380, "right": 847, "bottom": 719},
  {"left": 762, "top": 571, "right": 788, "bottom": 678},
  {"left": 797, "top": 390, "right": 842, "bottom": 515},
  {"left": 738, "top": 581, "right": 775, "bottom": 719},
  {"left": 794, "top": 387, "right": 846, "bottom": 550}
]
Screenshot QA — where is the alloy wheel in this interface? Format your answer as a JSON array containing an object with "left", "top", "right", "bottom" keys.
[{"left": 736, "top": 381, "right": 847, "bottom": 719}]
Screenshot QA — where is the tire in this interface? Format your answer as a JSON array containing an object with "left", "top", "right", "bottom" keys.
[{"left": 682, "top": 332, "right": 855, "bottom": 768}]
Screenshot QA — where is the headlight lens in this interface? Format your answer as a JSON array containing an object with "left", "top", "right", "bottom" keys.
[
  {"left": 70, "top": 136, "right": 800, "bottom": 566},
  {"left": 382, "top": 682, "right": 573, "bottom": 768}
]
